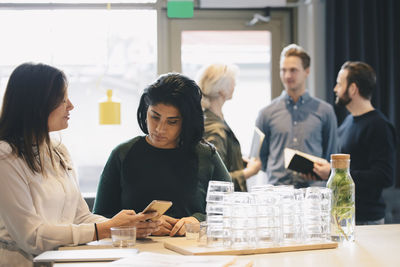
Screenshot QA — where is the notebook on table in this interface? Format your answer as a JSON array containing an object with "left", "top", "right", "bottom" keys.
[{"left": 33, "top": 248, "right": 138, "bottom": 263}]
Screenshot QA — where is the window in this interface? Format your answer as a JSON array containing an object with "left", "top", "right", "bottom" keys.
[
  {"left": 5, "top": 1, "right": 157, "bottom": 3},
  {"left": 181, "top": 30, "right": 271, "bottom": 155},
  {"left": 0, "top": 9, "right": 157, "bottom": 193}
]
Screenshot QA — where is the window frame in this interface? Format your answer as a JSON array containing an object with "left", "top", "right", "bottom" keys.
[{"left": 158, "top": 8, "right": 293, "bottom": 99}]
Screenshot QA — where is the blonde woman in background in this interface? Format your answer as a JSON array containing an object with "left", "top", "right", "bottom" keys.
[{"left": 197, "top": 64, "right": 261, "bottom": 191}]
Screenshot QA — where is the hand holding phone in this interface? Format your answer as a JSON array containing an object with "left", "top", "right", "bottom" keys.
[{"left": 142, "top": 200, "right": 172, "bottom": 221}]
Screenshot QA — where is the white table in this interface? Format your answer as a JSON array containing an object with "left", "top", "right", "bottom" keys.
[{"left": 52, "top": 224, "right": 400, "bottom": 267}]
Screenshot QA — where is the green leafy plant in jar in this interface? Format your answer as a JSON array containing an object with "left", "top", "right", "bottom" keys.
[{"left": 326, "top": 154, "right": 355, "bottom": 242}]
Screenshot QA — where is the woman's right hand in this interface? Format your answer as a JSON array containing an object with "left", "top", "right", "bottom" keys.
[
  {"left": 96, "top": 210, "right": 161, "bottom": 239},
  {"left": 150, "top": 215, "right": 179, "bottom": 236}
]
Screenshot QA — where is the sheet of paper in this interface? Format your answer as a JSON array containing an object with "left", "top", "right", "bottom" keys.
[
  {"left": 109, "top": 252, "right": 237, "bottom": 267},
  {"left": 34, "top": 248, "right": 138, "bottom": 262},
  {"left": 284, "top": 148, "right": 297, "bottom": 168},
  {"left": 248, "top": 127, "right": 265, "bottom": 158}
]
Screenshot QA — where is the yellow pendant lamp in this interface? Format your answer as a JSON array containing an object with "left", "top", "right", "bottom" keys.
[{"left": 99, "top": 89, "right": 120, "bottom": 125}]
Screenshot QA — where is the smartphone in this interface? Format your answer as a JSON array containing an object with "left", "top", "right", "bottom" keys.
[{"left": 142, "top": 200, "right": 172, "bottom": 221}]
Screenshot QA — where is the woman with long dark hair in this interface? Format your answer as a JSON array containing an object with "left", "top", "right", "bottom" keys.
[
  {"left": 0, "top": 63, "right": 160, "bottom": 266},
  {"left": 94, "top": 73, "right": 231, "bottom": 236}
]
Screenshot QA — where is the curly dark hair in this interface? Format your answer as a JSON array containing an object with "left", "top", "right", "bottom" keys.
[
  {"left": 137, "top": 73, "right": 204, "bottom": 155},
  {"left": 137, "top": 73, "right": 207, "bottom": 189}
]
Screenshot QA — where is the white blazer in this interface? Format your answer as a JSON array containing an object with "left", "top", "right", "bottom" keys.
[{"left": 0, "top": 141, "right": 106, "bottom": 266}]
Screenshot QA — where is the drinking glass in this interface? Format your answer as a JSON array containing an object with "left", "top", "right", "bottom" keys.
[
  {"left": 253, "top": 190, "right": 282, "bottom": 247},
  {"left": 304, "top": 187, "right": 324, "bottom": 242},
  {"left": 185, "top": 222, "right": 200, "bottom": 240},
  {"left": 274, "top": 186, "right": 298, "bottom": 244},
  {"left": 229, "top": 192, "right": 257, "bottom": 249},
  {"left": 206, "top": 181, "right": 234, "bottom": 247},
  {"left": 110, "top": 226, "right": 136, "bottom": 247}
]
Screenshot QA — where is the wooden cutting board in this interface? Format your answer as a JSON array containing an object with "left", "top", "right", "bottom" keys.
[{"left": 164, "top": 239, "right": 338, "bottom": 255}]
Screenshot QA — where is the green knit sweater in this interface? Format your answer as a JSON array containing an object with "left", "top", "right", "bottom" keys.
[
  {"left": 93, "top": 136, "right": 231, "bottom": 222},
  {"left": 203, "top": 109, "right": 247, "bottom": 191}
]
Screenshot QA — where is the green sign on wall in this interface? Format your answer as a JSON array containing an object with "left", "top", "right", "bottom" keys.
[{"left": 167, "top": 0, "right": 194, "bottom": 18}]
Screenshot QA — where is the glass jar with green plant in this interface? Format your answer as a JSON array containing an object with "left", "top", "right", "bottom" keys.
[{"left": 326, "top": 154, "right": 355, "bottom": 242}]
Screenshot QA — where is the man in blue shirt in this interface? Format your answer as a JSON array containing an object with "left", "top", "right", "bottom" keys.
[{"left": 256, "top": 44, "right": 338, "bottom": 187}]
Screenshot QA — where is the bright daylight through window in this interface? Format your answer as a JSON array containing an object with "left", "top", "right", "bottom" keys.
[
  {"left": 0, "top": 9, "right": 157, "bottom": 194},
  {"left": 181, "top": 30, "right": 271, "bottom": 155}
]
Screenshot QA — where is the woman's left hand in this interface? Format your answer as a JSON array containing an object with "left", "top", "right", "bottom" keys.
[{"left": 170, "top": 216, "right": 199, "bottom": 237}]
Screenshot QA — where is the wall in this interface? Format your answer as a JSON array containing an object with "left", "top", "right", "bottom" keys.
[{"left": 297, "top": 0, "right": 327, "bottom": 100}]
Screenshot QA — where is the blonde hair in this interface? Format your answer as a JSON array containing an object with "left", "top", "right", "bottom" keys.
[
  {"left": 196, "top": 64, "right": 239, "bottom": 109},
  {"left": 280, "top": 43, "right": 310, "bottom": 69}
]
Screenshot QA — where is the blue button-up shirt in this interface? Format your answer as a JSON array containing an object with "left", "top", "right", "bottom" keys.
[{"left": 256, "top": 91, "right": 338, "bottom": 187}]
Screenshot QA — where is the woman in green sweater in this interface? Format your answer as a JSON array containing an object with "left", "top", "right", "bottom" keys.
[
  {"left": 197, "top": 64, "right": 261, "bottom": 192},
  {"left": 93, "top": 73, "right": 231, "bottom": 237}
]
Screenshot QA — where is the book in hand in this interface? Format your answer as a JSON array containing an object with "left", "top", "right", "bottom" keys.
[
  {"left": 284, "top": 148, "right": 326, "bottom": 180},
  {"left": 248, "top": 127, "right": 265, "bottom": 158}
]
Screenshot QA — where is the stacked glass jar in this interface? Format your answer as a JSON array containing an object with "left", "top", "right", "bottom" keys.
[
  {"left": 205, "top": 181, "right": 333, "bottom": 248},
  {"left": 273, "top": 185, "right": 304, "bottom": 244},
  {"left": 251, "top": 185, "right": 282, "bottom": 247},
  {"left": 225, "top": 192, "right": 258, "bottom": 248},
  {"left": 205, "top": 181, "right": 234, "bottom": 247},
  {"left": 303, "top": 187, "right": 332, "bottom": 242}
]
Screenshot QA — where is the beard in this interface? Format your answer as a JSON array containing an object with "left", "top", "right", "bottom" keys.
[{"left": 335, "top": 86, "right": 352, "bottom": 106}]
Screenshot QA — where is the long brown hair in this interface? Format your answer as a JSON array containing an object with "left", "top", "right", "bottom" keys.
[{"left": 0, "top": 63, "right": 67, "bottom": 174}]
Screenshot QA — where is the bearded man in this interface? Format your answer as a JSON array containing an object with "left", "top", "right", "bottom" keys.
[{"left": 314, "top": 61, "right": 396, "bottom": 225}]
